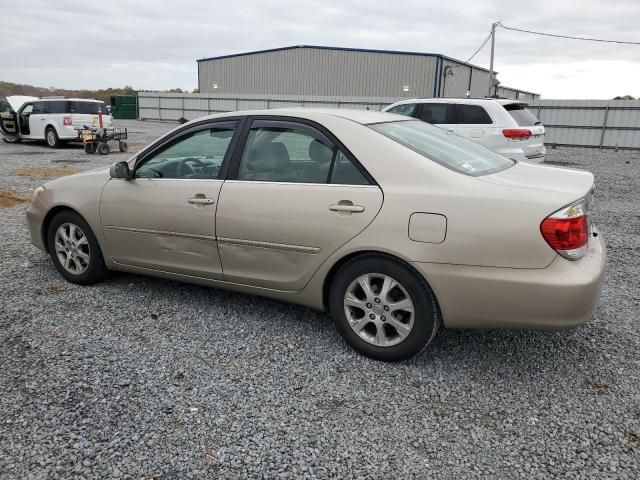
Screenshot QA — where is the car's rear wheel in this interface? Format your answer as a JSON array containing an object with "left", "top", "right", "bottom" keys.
[
  {"left": 329, "top": 255, "right": 440, "bottom": 361},
  {"left": 45, "top": 127, "right": 60, "bottom": 148},
  {"left": 46, "top": 210, "right": 107, "bottom": 285}
]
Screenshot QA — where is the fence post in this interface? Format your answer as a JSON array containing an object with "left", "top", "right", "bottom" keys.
[
  {"left": 158, "top": 96, "right": 162, "bottom": 121},
  {"left": 181, "top": 96, "right": 185, "bottom": 119},
  {"left": 599, "top": 106, "right": 610, "bottom": 150}
]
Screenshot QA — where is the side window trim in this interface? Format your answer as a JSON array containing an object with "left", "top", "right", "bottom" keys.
[
  {"left": 226, "top": 115, "right": 377, "bottom": 186},
  {"left": 133, "top": 119, "right": 242, "bottom": 180}
]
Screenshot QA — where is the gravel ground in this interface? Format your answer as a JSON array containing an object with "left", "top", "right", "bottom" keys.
[{"left": 1, "top": 121, "right": 639, "bottom": 479}]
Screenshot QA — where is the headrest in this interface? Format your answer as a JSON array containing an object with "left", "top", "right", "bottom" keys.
[
  {"left": 308, "top": 139, "right": 333, "bottom": 164},
  {"left": 258, "top": 142, "right": 290, "bottom": 170}
]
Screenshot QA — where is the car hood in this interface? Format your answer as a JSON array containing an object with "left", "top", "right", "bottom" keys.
[
  {"left": 6, "top": 95, "right": 39, "bottom": 112},
  {"left": 44, "top": 165, "right": 111, "bottom": 189},
  {"left": 479, "top": 162, "right": 594, "bottom": 200}
]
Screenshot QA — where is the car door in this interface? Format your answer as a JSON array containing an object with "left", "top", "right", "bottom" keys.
[
  {"left": 29, "top": 101, "right": 48, "bottom": 139},
  {"left": 416, "top": 103, "right": 457, "bottom": 133},
  {"left": 100, "top": 120, "right": 242, "bottom": 279},
  {"left": 215, "top": 118, "right": 383, "bottom": 291},
  {"left": 455, "top": 104, "right": 494, "bottom": 146}
]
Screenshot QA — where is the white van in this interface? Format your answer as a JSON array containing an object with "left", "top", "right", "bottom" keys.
[
  {"left": 0, "top": 96, "right": 112, "bottom": 148},
  {"left": 383, "top": 98, "right": 546, "bottom": 163}
]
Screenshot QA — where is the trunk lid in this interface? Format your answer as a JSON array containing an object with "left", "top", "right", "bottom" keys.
[{"left": 479, "top": 162, "right": 594, "bottom": 200}]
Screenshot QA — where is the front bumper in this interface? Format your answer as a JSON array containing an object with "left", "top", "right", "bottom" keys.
[
  {"left": 26, "top": 199, "right": 47, "bottom": 251},
  {"left": 413, "top": 230, "right": 606, "bottom": 330}
]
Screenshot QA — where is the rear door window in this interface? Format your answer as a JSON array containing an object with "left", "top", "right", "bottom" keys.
[
  {"left": 418, "top": 103, "right": 457, "bottom": 124},
  {"left": 503, "top": 104, "right": 541, "bottom": 126},
  {"left": 386, "top": 103, "right": 417, "bottom": 117},
  {"left": 456, "top": 105, "right": 493, "bottom": 124},
  {"left": 48, "top": 101, "right": 69, "bottom": 114}
]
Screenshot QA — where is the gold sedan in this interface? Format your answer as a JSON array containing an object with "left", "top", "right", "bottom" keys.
[{"left": 25, "top": 109, "right": 606, "bottom": 361}]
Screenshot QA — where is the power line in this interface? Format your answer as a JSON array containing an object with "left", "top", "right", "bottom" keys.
[
  {"left": 497, "top": 22, "right": 640, "bottom": 45},
  {"left": 450, "top": 31, "right": 492, "bottom": 69}
]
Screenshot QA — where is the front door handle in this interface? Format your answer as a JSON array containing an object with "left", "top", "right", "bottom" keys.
[
  {"left": 187, "top": 197, "right": 214, "bottom": 205},
  {"left": 329, "top": 200, "right": 365, "bottom": 214}
]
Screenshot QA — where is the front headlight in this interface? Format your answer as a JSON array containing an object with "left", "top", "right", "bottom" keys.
[{"left": 32, "top": 186, "right": 45, "bottom": 202}]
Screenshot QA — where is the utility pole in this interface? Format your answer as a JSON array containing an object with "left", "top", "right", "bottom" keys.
[{"left": 487, "top": 22, "right": 497, "bottom": 97}]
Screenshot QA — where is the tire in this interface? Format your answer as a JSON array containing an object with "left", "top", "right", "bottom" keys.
[
  {"left": 329, "top": 254, "right": 440, "bottom": 362},
  {"left": 97, "top": 142, "right": 110, "bottom": 155},
  {"left": 45, "top": 127, "right": 60, "bottom": 148},
  {"left": 118, "top": 141, "right": 128, "bottom": 153},
  {"left": 46, "top": 210, "right": 107, "bottom": 285},
  {"left": 2, "top": 136, "right": 21, "bottom": 144},
  {"left": 84, "top": 143, "right": 97, "bottom": 154}
]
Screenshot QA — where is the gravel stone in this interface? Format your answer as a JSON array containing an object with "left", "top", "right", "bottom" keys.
[{"left": 0, "top": 121, "right": 639, "bottom": 479}]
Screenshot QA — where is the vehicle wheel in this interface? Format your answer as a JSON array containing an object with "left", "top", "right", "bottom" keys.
[
  {"left": 329, "top": 255, "right": 440, "bottom": 362},
  {"left": 118, "top": 141, "right": 128, "bottom": 153},
  {"left": 84, "top": 143, "right": 97, "bottom": 154},
  {"left": 45, "top": 127, "right": 60, "bottom": 148},
  {"left": 2, "top": 136, "right": 21, "bottom": 144},
  {"left": 97, "top": 143, "right": 110, "bottom": 155},
  {"left": 46, "top": 210, "right": 107, "bottom": 285}
]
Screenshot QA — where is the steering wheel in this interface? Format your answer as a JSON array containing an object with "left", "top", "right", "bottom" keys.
[{"left": 177, "top": 157, "right": 207, "bottom": 178}]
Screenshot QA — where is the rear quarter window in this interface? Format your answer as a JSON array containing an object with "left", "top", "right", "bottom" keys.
[
  {"left": 456, "top": 104, "right": 493, "bottom": 124},
  {"left": 504, "top": 104, "right": 540, "bottom": 126},
  {"left": 69, "top": 101, "right": 108, "bottom": 114}
]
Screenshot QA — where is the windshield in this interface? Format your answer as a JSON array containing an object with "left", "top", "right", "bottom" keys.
[
  {"left": 504, "top": 104, "right": 541, "bottom": 126},
  {"left": 369, "top": 120, "right": 515, "bottom": 176}
]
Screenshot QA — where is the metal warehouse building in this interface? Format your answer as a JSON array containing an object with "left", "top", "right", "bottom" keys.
[{"left": 197, "top": 45, "right": 539, "bottom": 100}]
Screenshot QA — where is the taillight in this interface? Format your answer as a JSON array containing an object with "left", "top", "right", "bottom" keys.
[
  {"left": 502, "top": 128, "right": 532, "bottom": 139},
  {"left": 540, "top": 200, "right": 589, "bottom": 260},
  {"left": 63, "top": 117, "right": 72, "bottom": 126}
]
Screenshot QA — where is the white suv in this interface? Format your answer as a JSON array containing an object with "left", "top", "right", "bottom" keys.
[
  {"left": 0, "top": 96, "right": 112, "bottom": 148},
  {"left": 383, "top": 98, "right": 546, "bottom": 163}
]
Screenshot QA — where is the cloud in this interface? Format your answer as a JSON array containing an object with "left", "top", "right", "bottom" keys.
[{"left": 1, "top": 0, "right": 638, "bottom": 98}]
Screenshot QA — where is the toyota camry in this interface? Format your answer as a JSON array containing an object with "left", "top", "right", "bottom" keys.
[{"left": 25, "top": 109, "right": 606, "bottom": 361}]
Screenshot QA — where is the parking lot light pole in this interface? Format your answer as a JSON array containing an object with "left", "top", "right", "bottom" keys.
[{"left": 487, "top": 22, "right": 497, "bottom": 97}]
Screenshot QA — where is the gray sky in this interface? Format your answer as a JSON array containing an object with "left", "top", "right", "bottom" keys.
[{"left": 2, "top": 0, "right": 639, "bottom": 98}]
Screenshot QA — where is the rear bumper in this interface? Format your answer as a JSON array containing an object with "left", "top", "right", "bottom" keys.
[
  {"left": 495, "top": 145, "right": 546, "bottom": 163},
  {"left": 413, "top": 231, "right": 606, "bottom": 330}
]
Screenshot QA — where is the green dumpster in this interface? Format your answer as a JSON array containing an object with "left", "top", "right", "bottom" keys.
[{"left": 110, "top": 96, "right": 138, "bottom": 119}]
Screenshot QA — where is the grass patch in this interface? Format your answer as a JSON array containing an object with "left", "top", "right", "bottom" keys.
[
  {"left": 0, "top": 188, "right": 30, "bottom": 208},
  {"left": 12, "top": 166, "right": 80, "bottom": 178}
]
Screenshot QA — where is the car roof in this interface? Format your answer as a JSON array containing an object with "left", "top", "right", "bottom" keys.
[
  {"left": 389, "top": 97, "right": 529, "bottom": 106},
  {"left": 199, "top": 108, "right": 409, "bottom": 125}
]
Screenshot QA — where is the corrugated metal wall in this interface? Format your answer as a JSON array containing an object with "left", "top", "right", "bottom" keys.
[
  {"left": 529, "top": 99, "right": 640, "bottom": 149},
  {"left": 198, "top": 47, "right": 537, "bottom": 100},
  {"left": 138, "top": 93, "right": 640, "bottom": 149},
  {"left": 138, "top": 92, "right": 402, "bottom": 122},
  {"left": 198, "top": 48, "right": 439, "bottom": 98}
]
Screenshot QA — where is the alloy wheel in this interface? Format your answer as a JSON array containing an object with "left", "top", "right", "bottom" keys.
[
  {"left": 343, "top": 273, "right": 415, "bottom": 347},
  {"left": 54, "top": 223, "right": 90, "bottom": 275}
]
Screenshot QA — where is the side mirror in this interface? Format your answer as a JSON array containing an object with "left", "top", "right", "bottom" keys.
[{"left": 110, "top": 161, "right": 131, "bottom": 179}]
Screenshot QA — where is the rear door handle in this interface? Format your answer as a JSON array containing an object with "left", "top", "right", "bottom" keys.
[
  {"left": 187, "top": 197, "right": 214, "bottom": 205},
  {"left": 329, "top": 201, "right": 365, "bottom": 213}
]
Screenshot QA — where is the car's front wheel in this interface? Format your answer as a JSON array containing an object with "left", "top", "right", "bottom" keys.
[
  {"left": 2, "top": 136, "right": 21, "bottom": 144},
  {"left": 45, "top": 127, "right": 60, "bottom": 148},
  {"left": 47, "top": 210, "right": 107, "bottom": 285},
  {"left": 329, "top": 255, "right": 440, "bottom": 362}
]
